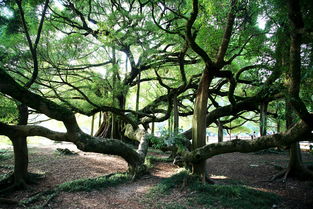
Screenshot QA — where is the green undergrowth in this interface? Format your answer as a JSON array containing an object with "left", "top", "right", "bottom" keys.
[
  {"left": 0, "top": 172, "right": 12, "bottom": 182},
  {"left": 146, "top": 171, "right": 280, "bottom": 209},
  {"left": 0, "top": 149, "right": 12, "bottom": 161},
  {"left": 57, "top": 172, "right": 130, "bottom": 192},
  {"left": 20, "top": 172, "right": 131, "bottom": 208}
]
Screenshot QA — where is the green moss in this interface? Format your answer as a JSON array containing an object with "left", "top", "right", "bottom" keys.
[
  {"left": 57, "top": 172, "right": 131, "bottom": 192},
  {"left": 146, "top": 171, "right": 188, "bottom": 198}
]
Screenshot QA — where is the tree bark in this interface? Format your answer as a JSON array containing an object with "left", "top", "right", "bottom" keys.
[
  {"left": 12, "top": 104, "right": 29, "bottom": 188},
  {"left": 173, "top": 95, "right": 179, "bottom": 134},
  {"left": 191, "top": 69, "right": 212, "bottom": 180},
  {"left": 11, "top": 135, "right": 28, "bottom": 188},
  {"left": 286, "top": 0, "right": 313, "bottom": 128},
  {"left": 260, "top": 102, "right": 268, "bottom": 136},
  {"left": 281, "top": 99, "right": 313, "bottom": 180},
  {"left": 91, "top": 114, "right": 95, "bottom": 136},
  {"left": 217, "top": 119, "right": 224, "bottom": 143},
  {"left": 279, "top": 0, "right": 313, "bottom": 180}
]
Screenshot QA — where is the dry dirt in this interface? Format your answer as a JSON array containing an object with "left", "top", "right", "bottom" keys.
[{"left": 1, "top": 142, "right": 313, "bottom": 209}]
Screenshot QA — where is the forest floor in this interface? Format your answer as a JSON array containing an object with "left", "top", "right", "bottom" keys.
[{"left": 0, "top": 141, "right": 313, "bottom": 209}]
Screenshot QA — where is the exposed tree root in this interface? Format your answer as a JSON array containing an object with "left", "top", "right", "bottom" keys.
[
  {"left": 0, "top": 182, "right": 26, "bottom": 194},
  {"left": 0, "top": 197, "right": 19, "bottom": 205},
  {"left": 0, "top": 172, "right": 45, "bottom": 194},
  {"left": 0, "top": 172, "right": 14, "bottom": 189},
  {"left": 181, "top": 173, "right": 214, "bottom": 190},
  {"left": 21, "top": 188, "right": 59, "bottom": 206},
  {"left": 270, "top": 166, "right": 313, "bottom": 182},
  {"left": 128, "top": 164, "right": 148, "bottom": 180}
]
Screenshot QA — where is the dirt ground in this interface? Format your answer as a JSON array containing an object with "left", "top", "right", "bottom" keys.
[{"left": 1, "top": 142, "right": 313, "bottom": 209}]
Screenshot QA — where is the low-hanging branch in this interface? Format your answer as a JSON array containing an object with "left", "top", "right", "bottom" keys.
[
  {"left": 182, "top": 119, "right": 313, "bottom": 163},
  {"left": 0, "top": 67, "right": 148, "bottom": 175}
]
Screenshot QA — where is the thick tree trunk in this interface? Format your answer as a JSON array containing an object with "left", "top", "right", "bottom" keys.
[
  {"left": 13, "top": 104, "right": 29, "bottom": 187},
  {"left": 191, "top": 70, "right": 211, "bottom": 181},
  {"left": 11, "top": 135, "right": 28, "bottom": 188},
  {"left": 282, "top": 0, "right": 313, "bottom": 179},
  {"left": 1, "top": 104, "right": 30, "bottom": 191},
  {"left": 280, "top": 100, "right": 313, "bottom": 180}
]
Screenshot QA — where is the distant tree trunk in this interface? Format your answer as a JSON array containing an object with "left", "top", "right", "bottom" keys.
[
  {"left": 260, "top": 102, "right": 268, "bottom": 136},
  {"left": 173, "top": 95, "right": 179, "bottom": 134},
  {"left": 94, "top": 112, "right": 111, "bottom": 138},
  {"left": 111, "top": 114, "right": 115, "bottom": 139},
  {"left": 217, "top": 119, "right": 223, "bottom": 143},
  {"left": 91, "top": 114, "right": 95, "bottom": 136},
  {"left": 136, "top": 71, "right": 141, "bottom": 112},
  {"left": 191, "top": 69, "right": 212, "bottom": 181},
  {"left": 168, "top": 112, "right": 172, "bottom": 133},
  {"left": 95, "top": 94, "right": 127, "bottom": 140},
  {"left": 98, "top": 111, "right": 102, "bottom": 127},
  {"left": 276, "top": 118, "right": 281, "bottom": 133}
]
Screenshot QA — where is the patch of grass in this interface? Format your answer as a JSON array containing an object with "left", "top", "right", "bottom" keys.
[
  {"left": 147, "top": 171, "right": 280, "bottom": 209},
  {"left": 189, "top": 184, "right": 279, "bottom": 209},
  {"left": 146, "top": 171, "right": 188, "bottom": 198},
  {"left": 0, "top": 149, "right": 12, "bottom": 161},
  {"left": 57, "top": 172, "right": 131, "bottom": 192},
  {"left": 0, "top": 172, "right": 12, "bottom": 182},
  {"left": 21, "top": 172, "right": 132, "bottom": 208},
  {"left": 0, "top": 164, "right": 14, "bottom": 169}
]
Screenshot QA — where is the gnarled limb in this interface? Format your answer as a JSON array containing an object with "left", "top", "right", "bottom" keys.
[{"left": 182, "top": 119, "right": 312, "bottom": 164}]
